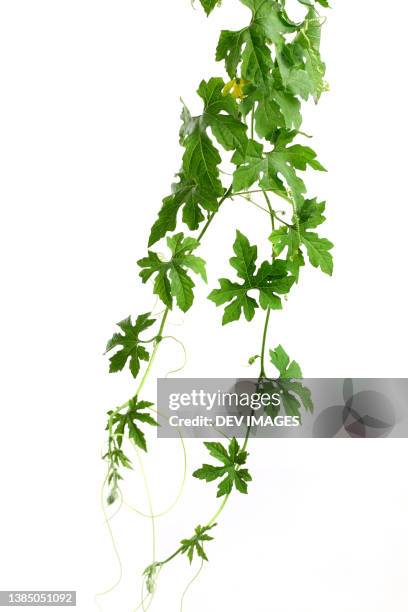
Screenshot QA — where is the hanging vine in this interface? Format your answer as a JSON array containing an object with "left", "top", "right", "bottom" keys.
[{"left": 101, "top": 0, "right": 332, "bottom": 607}]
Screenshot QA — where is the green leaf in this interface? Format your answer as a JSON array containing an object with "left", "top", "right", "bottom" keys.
[
  {"left": 273, "top": 90, "right": 302, "bottom": 130},
  {"left": 193, "top": 438, "right": 252, "bottom": 497},
  {"left": 270, "top": 198, "right": 333, "bottom": 276},
  {"left": 148, "top": 176, "right": 218, "bottom": 246},
  {"left": 169, "top": 266, "right": 194, "bottom": 312},
  {"left": 180, "top": 524, "right": 217, "bottom": 564},
  {"left": 232, "top": 132, "right": 326, "bottom": 204},
  {"left": 261, "top": 346, "right": 313, "bottom": 418},
  {"left": 216, "top": 30, "right": 245, "bottom": 79},
  {"left": 270, "top": 344, "right": 302, "bottom": 378},
  {"left": 198, "top": 78, "right": 248, "bottom": 155},
  {"left": 216, "top": 0, "right": 295, "bottom": 85},
  {"left": 241, "top": 26, "right": 274, "bottom": 88},
  {"left": 105, "top": 313, "right": 155, "bottom": 378},
  {"left": 198, "top": 0, "right": 220, "bottom": 16},
  {"left": 209, "top": 230, "right": 295, "bottom": 324},
  {"left": 138, "top": 233, "right": 207, "bottom": 312},
  {"left": 231, "top": 139, "right": 265, "bottom": 192},
  {"left": 204, "top": 441, "right": 231, "bottom": 463},
  {"left": 301, "top": 231, "right": 334, "bottom": 275},
  {"left": 241, "top": 0, "right": 297, "bottom": 46},
  {"left": 182, "top": 120, "right": 223, "bottom": 199},
  {"left": 276, "top": 8, "right": 327, "bottom": 101},
  {"left": 263, "top": 345, "right": 314, "bottom": 417},
  {"left": 262, "top": 137, "right": 326, "bottom": 204},
  {"left": 282, "top": 380, "right": 314, "bottom": 412},
  {"left": 265, "top": 378, "right": 314, "bottom": 418},
  {"left": 110, "top": 397, "right": 158, "bottom": 453}
]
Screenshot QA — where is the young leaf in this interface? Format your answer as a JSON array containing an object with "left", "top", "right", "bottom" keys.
[
  {"left": 138, "top": 233, "right": 207, "bottom": 312},
  {"left": 104, "top": 440, "right": 133, "bottom": 505},
  {"left": 193, "top": 438, "right": 252, "bottom": 497},
  {"left": 110, "top": 397, "right": 158, "bottom": 453},
  {"left": 180, "top": 524, "right": 217, "bottom": 563},
  {"left": 208, "top": 230, "right": 295, "bottom": 325},
  {"left": 105, "top": 313, "right": 155, "bottom": 378}
]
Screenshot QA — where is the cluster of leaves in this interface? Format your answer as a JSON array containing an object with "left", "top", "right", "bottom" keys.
[
  {"left": 149, "top": 78, "right": 247, "bottom": 246},
  {"left": 209, "top": 230, "right": 295, "bottom": 324},
  {"left": 143, "top": 562, "right": 160, "bottom": 594},
  {"left": 103, "top": 434, "right": 132, "bottom": 506},
  {"left": 138, "top": 233, "right": 207, "bottom": 312},
  {"left": 104, "top": 397, "right": 158, "bottom": 504},
  {"left": 149, "top": 0, "right": 329, "bottom": 249},
  {"left": 216, "top": 0, "right": 328, "bottom": 130},
  {"left": 193, "top": 438, "right": 252, "bottom": 497},
  {"left": 180, "top": 523, "right": 217, "bottom": 563}
]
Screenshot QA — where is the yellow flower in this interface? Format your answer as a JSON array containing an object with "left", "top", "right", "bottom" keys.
[{"left": 222, "top": 78, "right": 250, "bottom": 100}]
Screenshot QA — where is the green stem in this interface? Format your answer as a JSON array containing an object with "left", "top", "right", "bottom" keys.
[
  {"left": 243, "top": 293, "right": 273, "bottom": 452},
  {"left": 136, "top": 308, "right": 169, "bottom": 398},
  {"left": 262, "top": 191, "right": 276, "bottom": 234},
  {"left": 196, "top": 185, "right": 232, "bottom": 244},
  {"left": 156, "top": 492, "right": 230, "bottom": 569},
  {"left": 259, "top": 308, "right": 271, "bottom": 379},
  {"left": 206, "top": 494, "right": 230, "bottom": 527},
  {"left": 159, "top": 546, "right": 184, "bottom": 567}
]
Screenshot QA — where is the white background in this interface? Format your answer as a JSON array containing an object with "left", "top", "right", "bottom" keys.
[{"left": 1, "top": 1, "right": 408, "bottom": 611}]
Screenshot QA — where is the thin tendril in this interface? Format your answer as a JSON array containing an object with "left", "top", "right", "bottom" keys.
[
  {"left": 162, "top": 335, "right": 188, "bottom": 377},
  {"left": 235, "top": 193, "right": 270, "bottom": 214},
  {"left": 210, "top": 425, "right": 231, "bottom": 439},
  {"left": 133, "top": 444, "right": 156, "bottom": 561},
  {"left": 125, "top": 403, "right": 188, "bottom": 519},
  {"left": 95, "top": 474, "right": 124, "bottom": 606},
  {"left": 180, "top": 559, "right": 204, "bottom": 612}
]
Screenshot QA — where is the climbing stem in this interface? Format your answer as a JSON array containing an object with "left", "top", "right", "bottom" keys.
[
  {"left": 206, "top": 494, "right": 230, "bottom": 526},
  {"left": 262, "top": 191, "right": 276, "bottom": 234},
  {"left": 259, "top": 307, "right": 271, "bottom": 379},
  {"left": 156, "top": 492, "right": 231, "bottom": 569},
  {"left": 196, "top": 185, "right": 233, "bottom": 244},
  {"left": 159, "top": 546, "right": 184, "bottom": 567},
  {"left": 136, "top": 308, "right": 169, "bottom": 398}
]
